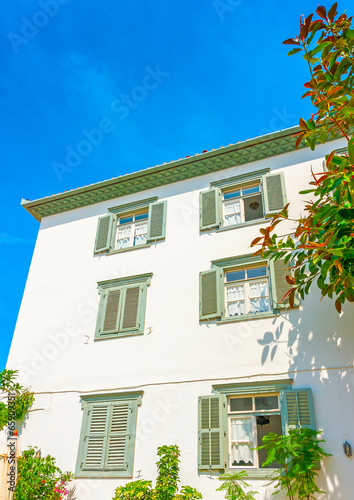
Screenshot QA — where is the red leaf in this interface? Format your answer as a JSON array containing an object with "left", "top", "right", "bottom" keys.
[
  {"left": 328, "top": 2, "right": 337, "bottom": 21},
  {"left": 286, "top": 275, "right": 295, "bottom": 285},
  {"left": 295, "top": 135, "right": 303, "bottom": 149},
  {"left": 289, "top": 289, "right": 295, "bottom": 308},
  {"left": 283, "top": 38, "right": 301, "bottom": 45},
  {"left": 299, "top": 118, "right": 308, "bottom": 130},
  {"left": 250, "top": 237, "right": 262, "bottom": 247},
  {"left": 303, "top": 82, "right": 313, "bottom": 89},
  {"left": 316, "top": 6, "right": 327, "bottom": 19},
  {"left": 335, "top": 297, "right": 342, "bottom": 313}
]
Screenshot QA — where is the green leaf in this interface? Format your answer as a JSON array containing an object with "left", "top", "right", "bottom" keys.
[
  {"left": 344, "top": 29, "right": 354, "bottom": 40},
  {"left": 288, "top": 48, "right": 303, "bottom": 56},
  {"left": 348, "top": 137, "right": 354, "bottom": 164}
]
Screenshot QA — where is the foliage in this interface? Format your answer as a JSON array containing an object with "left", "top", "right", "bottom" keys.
[
  {"left": 252, "top": 3, "right": 354, "bottom": 311},
  {"left": 256, "top": 428, "right": 331, "bottom": 500},
  {"left": 112, "top": 445, "right": 202, "bottom": 500},
  {"left": 216, "top": 472, "right": 257, "bottom": 500},
  {"left": 0, "top": 369, "right": 34, "bottom": 431},
  {"left": 14, "top": 447, "right": 73, "bottom": 500}
]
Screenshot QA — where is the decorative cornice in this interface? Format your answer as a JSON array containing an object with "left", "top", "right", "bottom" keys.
[
  {"left": 22, "top": 126, "right": 341, "bottom": 222},
  {"left": 97, "top": 273, "right": 153, "bottom": 289}
]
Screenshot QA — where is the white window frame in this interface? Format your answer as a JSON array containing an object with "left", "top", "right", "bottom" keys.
[
  {"left": 227, "top": 393, "right": 281, "bottom": 470},
  {"left": 115, "top": 210, "right": 149, "bottom": 250},
  {"left": 224, "top": 264, "right": 270, "bottom": 318},
  {"left": 222, "top": 182, "right": 263, "bottom": 227}
]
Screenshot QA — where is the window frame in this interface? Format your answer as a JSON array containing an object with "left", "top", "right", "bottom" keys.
[
  {"left": 94, "top": 273, "right": 152, "bottom": 341},
  {"left": 75, "top": 392, "right": 143, "bottom": 478},
  {"left": 221, "top": 181, "right": 264, "bottom": 228},
  {"left": 115, "top": 209, "right": 149, "bottom": 251}
]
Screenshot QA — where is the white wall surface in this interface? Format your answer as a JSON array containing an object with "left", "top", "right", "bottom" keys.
[{"left": 6, "top": 138, "right": 354, "bottom": 499}]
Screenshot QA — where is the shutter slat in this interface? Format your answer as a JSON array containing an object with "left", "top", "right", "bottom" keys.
[
  {"left": 198, "top": 395, "right": 225, "bottom": 471},
  {"left": 104, "top": 403, "right": 132, "bottom": 471},
  {"left": 94, "top": 214, "right": 113, "bottom": 253},
  {"left": 147, "top": 201, "right": 167, "bottom": 241},
  {"left": 82, "top": 406, "right": 109, "bottom": 471},
  {"left": 102, "top": 290, "right": 121, "bottom": 332},
  {"left": 199, "top": 269, "right": 221, "bottom": 320},
  {"left": 121, "top": 287, "right": 140, "bottom": 330},
  {"left": 281, "top": 388, "right": 316, "bottom": 435},
  {"left": 200, "top": 188, "right": 220, "bottom": 230},
  {"left": 263, "top": 173, "right": 286, "bottom": 216}
]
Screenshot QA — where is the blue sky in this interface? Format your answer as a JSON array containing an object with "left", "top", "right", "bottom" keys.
[{"left": 0, "top": 0, "right": 343, "bottom": 369}]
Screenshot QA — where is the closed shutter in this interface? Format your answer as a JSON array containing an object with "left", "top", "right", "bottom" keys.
[
  {"left": 269, "top": 259, "right": 300, "bottom": 309},
  {"left": 280, "top": 389, "right": 316, "bottom": 435},
  {"left": 198, "top": 395, "right": 226, "bottom": 471},
  {"left": 147, "top": 201, "right": 167, "bottom": 241},
  {"left": 199, "top": 269, "right": 222, "bottom": 320},
  {"left": 120, "top": 286, "right": 141, "bottom": 331},
  {"left": 101, "top": 290, "right": 121, "bottom": 334},
  {"left": 262, "top": 173, "right": 287, "bottom": 217},
  {"left": 81, "top": 404, "right": 109, "bottom": 471},
  {"left": 94, "top": 214, "right": 114, "bottom": 254},
  {"left": 199, "top": 188, "right": 221, "bottom": 230},
  {"left": 105, "top": 402, "right": 134, "bottom": 471}
]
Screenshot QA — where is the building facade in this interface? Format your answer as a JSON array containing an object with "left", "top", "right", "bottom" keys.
[{"left": 6, "top": 127, "right": 354, "bottom": 499}]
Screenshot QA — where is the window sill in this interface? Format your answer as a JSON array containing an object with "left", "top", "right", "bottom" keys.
[
  {"left": 217, "top": 311, "right": 278, "bottom": 324},
  {"left": 75, "top": 470, "right": 133, "bottom": 479},
  {"left": 225, "top": 468, "right": 279, "bottom": 479},
  {"left": 94, "top": 331, "right": 144, "bottom": 342},
  {"left": 216, "top": 218, "right": 267, "bottom": 233},
  {"left": 108, "top": 243, "right": 151, "bottom": 255}
]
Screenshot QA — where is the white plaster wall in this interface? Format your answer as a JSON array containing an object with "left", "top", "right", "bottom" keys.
[{"left": 6, "top": 138, "right": 354, "bottom": 499}]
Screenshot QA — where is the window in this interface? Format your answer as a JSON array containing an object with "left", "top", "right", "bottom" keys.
[
  {"left": 75, "top": 392, "right": 142, "bottom": 478},
  {"left": 198, "top": 381, "right": 316, "bottom": 477},
  {"left": 95, "top": 273, "right": 152, "bottom": 340},
  {"left": 199, "top": 170, "right": 286, "bottom": 231},
  {"left": 94, "top": 197, "right": 167, "bottom": 254},
  {"left": 199, "top": 255, "right": 299, "bottom": 322}
]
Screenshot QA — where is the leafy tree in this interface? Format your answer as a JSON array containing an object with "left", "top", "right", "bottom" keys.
[
  {"left": 255, "top": 428, "right": 331, "bottom": 500},
  {"left": 0, "top": 369, "right": 34, "bottom": 431},
  {"left": 251, "top": 3, "right": 354, "bottom": 312},
  {"left": 216, "top": 472, "right": 257, "bottom": 500}
]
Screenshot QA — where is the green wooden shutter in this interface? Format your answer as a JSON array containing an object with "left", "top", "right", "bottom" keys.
[
  {"left": 262, "top": 173, "right": 287, "bottom": 217},
  {"left": 199, "top": 269, "right": 222, "bottom": 320},
  {"left": 101, "top": 290, "right": 121, "bottom": 334},
  {"left": 280, "top": 388, "right": 316, "bottom": 435},
  {"left": 94, "top": 214, "right": 114, "bottom": 253},
  {"left": 105, "top": 401, "right": 135, "bottom": 471},
  {"left": 147, "top": 201, "right": 167, "bottom": 241},
  {"left": 199, "top": 188, "right": 221, "bottom": 231},
  {"left": 269, "top": 259, "right": 300, "bottom": 309},
  {"left": 81, "top": 404, "right": 109, "bottom": 471},
  {"left": 198, "top": 395, "right": 226, "bottom": 471},
  {"left": 120, "top": 286, "right": 141, "bottom": 332}
]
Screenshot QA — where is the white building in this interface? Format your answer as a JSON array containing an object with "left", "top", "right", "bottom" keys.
[{"left": 7, "top": 126, "right": 354, "bottom": 499}]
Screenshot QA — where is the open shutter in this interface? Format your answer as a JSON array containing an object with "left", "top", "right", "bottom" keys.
[
  {"left": 105, "top": 401, "right": 135, "bottom": 472},
  {"left": 198, "top": 395, "right": 226, "bottom": 471},
  {"left": 101, "top": 290, "right": 121, "bottom": 334},
  {"left": 147, "top": 201, "right": 167, "bottom": 242},
  {"left": 200, "top": 188, "right": 221, "bottom": 231},
  {"left": 81, "top": 404, "right": 109, "bottom": 471},
  {"left": 280, "top": 388, "right": 316, "bottom": 435},
  {"left": 269, "top": 259, "right": 300, "bottom": 309},
  {"left": 199, "top": 269, "right": 222, "bottom": 320},
  {"left": 120, "top": 286, "right": 141, "bottom": 332},
  {"left": 94, "top": 214, "right": 114, "bottom": 254},
  {"left": 262, "top": 172, "right": 287, "bottom": 217}
]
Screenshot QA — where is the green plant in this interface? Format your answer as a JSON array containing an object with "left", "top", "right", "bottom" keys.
[
  {"left": 0, "top": 369, "right": 34, "bottom": 431},
  {"left": 252, "top": 3, "right": 354, "bottom": 311},
  {"left": 14, "top": 447, "right": 73, "bottom": 500},
  {"left": 256, "top": 428, "right": 331, "bottom": 500},
  {"left": 216, "top": 472, "right": 257, "bottom": 500},
  {"left": 112, "top": 445, "right": 202, "bottom": 500}
]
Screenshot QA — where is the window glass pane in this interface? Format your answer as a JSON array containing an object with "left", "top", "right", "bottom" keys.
[
  {"left": 224, "top": 189, "right": 241, "bottom": 200},
  {"left": 247, "top": 267, "right": 267, "bottom": 279},
  {"left": 250, "top": 297, "right": 269, "bottom": 313},
  {"left": 255, "top": 396, "right": 279, "bottom": 411},
  {"left": 243, "top": 185, "right": 260, "bottom": 196},
  {"left": 231, "top": 418, "right": 253, "bottom": 440},
  {"left": 134, "top": 223, "right": 148, "bottom": 246},
  {"left": 231, "top": 443, "right": 254, "bottom": 467},
  {"left": 226, "top": 270, "right": 246, "bottom": 282},
  {"left": 230, "top": 398, "right": 253, "bottom": 412},
  {"left": 117, "top": 238, "right": 130, "bottom": 249},
  {"left": 135, "top": 212, "right": 148, "bottom": 221},
  {"left": 120, "top": 215, "right": 134, "bottom": 225}
]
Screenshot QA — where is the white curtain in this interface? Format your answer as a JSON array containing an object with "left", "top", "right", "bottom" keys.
[
  {"left": 227, "top": 286, "right": 245, "bottom": 316},
  {"left": 134, "top": 223, "right": 147, "bottom": 246},
  {"left": 231, "top": 443, "right": 254, "bottom": 466},
  {"left": 230, "top": 418, "right": 254, "bottom": 466},
  {"left": 117, "top": 226, "right": 131, "bottom": 249},
  {"left": 224, "top": 201, "right": 241, "bottom": 226},
  {"left": 249, "top": 281, "right": 269, "bottom": 313}
]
